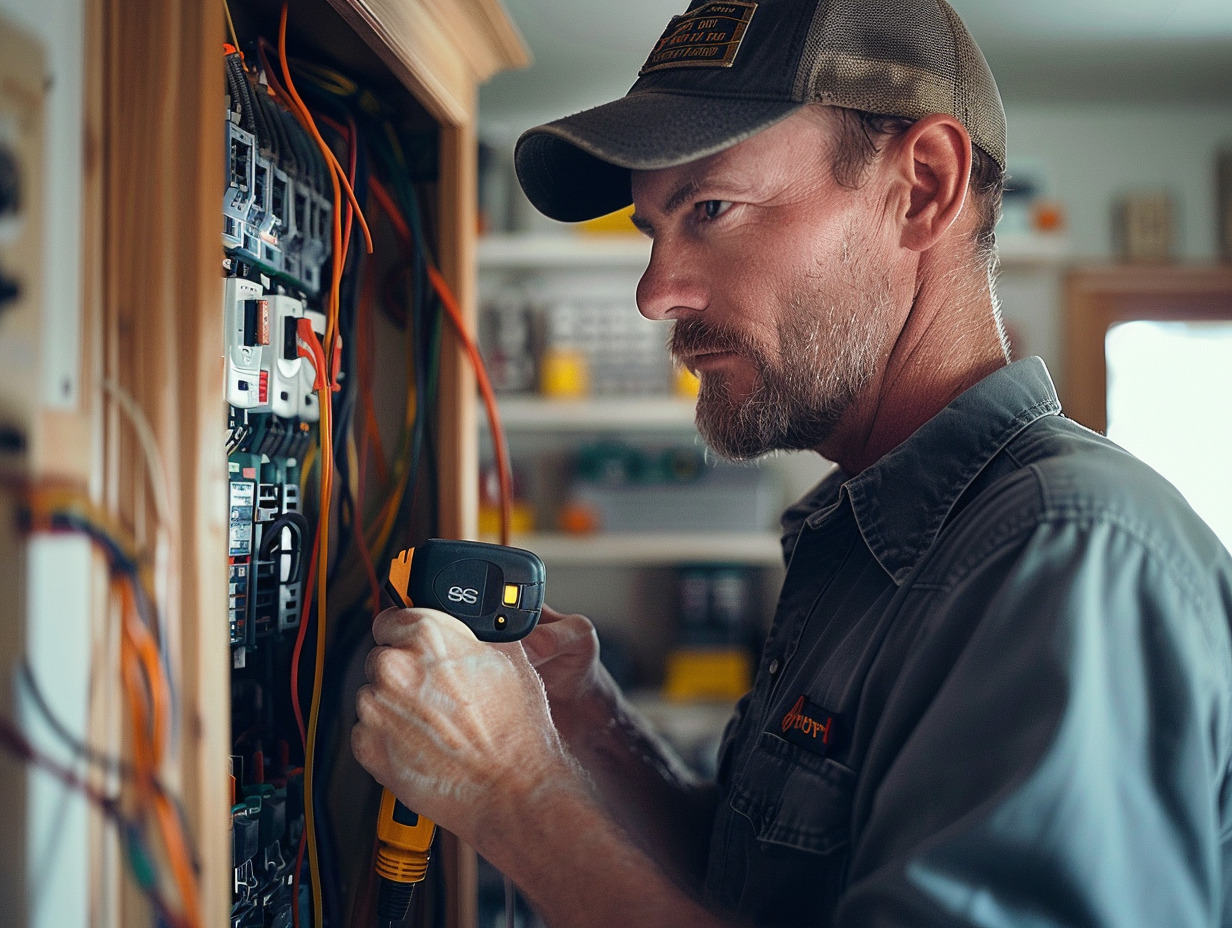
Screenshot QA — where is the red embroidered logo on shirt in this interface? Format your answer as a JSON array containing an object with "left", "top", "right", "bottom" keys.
[{"left": 779, "top": 695, "right": 839, "bottom": 756}]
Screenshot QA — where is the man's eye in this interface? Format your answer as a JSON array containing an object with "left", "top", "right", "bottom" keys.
[{"left": 697, "top": 200, "right": 732, "bottom": 222}]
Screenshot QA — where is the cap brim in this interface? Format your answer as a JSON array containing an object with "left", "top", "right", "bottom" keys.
[{"left": 515, "top": 91, "right": 803, "bottom": 223}]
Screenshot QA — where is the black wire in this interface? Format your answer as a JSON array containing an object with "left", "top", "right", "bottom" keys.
[
  {"left": 258, "top": 510, "right": 312, "bottom": 588},
  {"left": 256, "top": 84, "right": 291, "bottom": 165},
  {"left": 0, "top": 712, "right": 185, "bottom": 925},
  {"left": 227, "top": 55, "right": 259, "bottom": 136},
  {"left": 244, "top": 67, "right": 276, "bottom": 157},
  {"left": 18, "top": 658, "right": 135, "bottom": 778}
]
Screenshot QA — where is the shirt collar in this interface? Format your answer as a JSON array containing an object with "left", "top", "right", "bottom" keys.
[{"left": 790, "top": 358, "right": 1062, "bottom": 584}]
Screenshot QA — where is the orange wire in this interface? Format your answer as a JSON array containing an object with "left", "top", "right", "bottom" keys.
[
  {"left": 117, "top": 576, "right": 202, "bottom": 928},
  {"left": 317, "top": 114, "right": 382, "bottom": 614},
  {"left": 275, "top": 7, "right": 373, "bottom": 259},
  {"left": 428, "top": 265, "right": 513, "bottom": 546},
  {"left": 279, "top": 11, "right": 346, "bottom": 925}
]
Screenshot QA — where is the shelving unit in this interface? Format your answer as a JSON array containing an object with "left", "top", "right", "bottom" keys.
[{"left": 491, "top": 394, "right": 696, "bottom": 429}]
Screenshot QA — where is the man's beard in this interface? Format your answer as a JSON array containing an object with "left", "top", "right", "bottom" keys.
[{"left": 668, "top": 284, "right": 885, "bottom": 462}]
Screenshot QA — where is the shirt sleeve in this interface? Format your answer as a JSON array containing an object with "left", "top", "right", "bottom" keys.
[{"left": 835, "top": 514, "right": 1232, "bottom": 928}]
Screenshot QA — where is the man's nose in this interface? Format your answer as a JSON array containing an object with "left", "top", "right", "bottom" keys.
[{"left": 636, "top": 242, "right": 708, "bottom": 322}]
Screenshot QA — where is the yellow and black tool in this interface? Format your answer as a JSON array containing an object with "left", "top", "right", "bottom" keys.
[{"left": 375, "top": 538, "right": 545, "bottom": 926}]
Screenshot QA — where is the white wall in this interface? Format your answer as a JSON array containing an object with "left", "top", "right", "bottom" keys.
[
  {"left": 1004, "top": 101, "right": 1232, "bottom": 261},
  {"left": 0, "top": 3, "right": 90, "bottom": 928},
  {"left": 994, "top": 102, "right": 1232, "bottom": 394}
]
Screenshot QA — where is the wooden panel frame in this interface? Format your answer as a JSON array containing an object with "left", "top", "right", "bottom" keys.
[
  {"left": 85, "top": 0, "right": 525, "bottom": 925},
  {"left": 1062, "top": 265, "right": 1232, "bottom": 433},
  {"left": 92, "top": 2, "right": 230, "bottom": 925}
]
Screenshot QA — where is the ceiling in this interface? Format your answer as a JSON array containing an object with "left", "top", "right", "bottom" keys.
[{"left": 479, "top": 0, "right": 1232, "bottom": 130}]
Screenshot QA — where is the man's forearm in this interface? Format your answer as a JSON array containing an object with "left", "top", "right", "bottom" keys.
[
  {"left": 474, "top": 770, "right": 733, "bottom": 928},
  {"left": 550, "top": 671, "right": 719, "bottom": 891}
]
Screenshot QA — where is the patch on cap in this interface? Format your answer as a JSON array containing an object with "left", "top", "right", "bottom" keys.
[{"left": 639, "top": 1, "right": 757, "bottom": 75}]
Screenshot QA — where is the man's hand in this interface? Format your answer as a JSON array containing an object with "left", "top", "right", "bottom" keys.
[
  {"left": 521, "top": 605, "right": 606, "bottom": 704},
  {"left": 351, "top": 606, "right": 584, "bottom": 845}
]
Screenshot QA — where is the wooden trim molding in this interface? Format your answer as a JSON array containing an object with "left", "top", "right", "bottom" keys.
[
  {"left": 328, "top": 0, "right": 530, "bottom": 127},
  {"left": 1062, "top": 264, "right": 1232, "bottom": 433}
]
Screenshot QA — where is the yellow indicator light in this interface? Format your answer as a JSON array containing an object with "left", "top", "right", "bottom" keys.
[{"left": 502, "top": 583, "right": 519, "bottom": 606}]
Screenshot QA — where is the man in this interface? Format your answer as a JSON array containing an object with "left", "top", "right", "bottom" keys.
[{"left": 353, "top": 1, "right": 1232, "bottom": 925}]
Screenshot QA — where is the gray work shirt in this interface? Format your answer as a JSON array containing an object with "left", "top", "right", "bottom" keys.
[{"left": 705, "top": 357, "right": 1232, "bottom": 927}]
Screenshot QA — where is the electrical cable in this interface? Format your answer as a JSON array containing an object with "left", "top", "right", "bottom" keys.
[
  {"left": 16, "top": 486, "right": 202, "bottom": 928},
  {"left": 248, "top": 28, "right": 517, "bottom": 926},
  {"left": 18, "top": 657, "right": 134, "bottom": 779},
  {"left": 367, "top": 176, "right": 514, "bottom": 542},
  {"left": 277, "top": 8, "right": 379, "bottom": 922},
  {"left": 100, "top": 375, "right": 180, "bottom": 752},
  {"left": 0, "top": 712, "right": 188, "bottom": 928},
  {"left": 367, "top": 173, "right": 522, "bottom": 928}
]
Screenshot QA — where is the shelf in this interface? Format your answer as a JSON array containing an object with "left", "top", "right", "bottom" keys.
[
  {"left": 479, "top": 230, "right": 1072, "bottom": 271},
  {"left": 489, "top": 394, "right": 697, "bottom": 430},
  {"left": 478, "top": 233, "right": 649, "bottom": 269},
  {"left": 996, "top": 231, "right": 1072, "bottom": 267},
  {"left": 501, "top": 531, "right": 785, "bottom": 566}
]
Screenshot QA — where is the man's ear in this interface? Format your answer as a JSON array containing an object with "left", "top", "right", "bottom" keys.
[{"left": 886, "top": 114, "right": 972, "bottom": 253}]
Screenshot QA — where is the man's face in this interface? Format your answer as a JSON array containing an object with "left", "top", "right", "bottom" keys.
[{"left": 630, "top": 108, "right": 906, "bottom": 461}]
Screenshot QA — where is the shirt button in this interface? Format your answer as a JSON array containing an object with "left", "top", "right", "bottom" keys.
[{"left": 768, "top": 658, "right": 780, "bottom": 675}]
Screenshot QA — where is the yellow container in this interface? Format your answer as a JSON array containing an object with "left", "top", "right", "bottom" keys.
[
  {"left": 539, "top": 348, "right": 590, "bottom": 398},
  {"left": 663, "top": 647, "right": 752, "bottom": 702}
]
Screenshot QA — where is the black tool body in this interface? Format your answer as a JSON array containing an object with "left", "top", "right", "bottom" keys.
[{"left": 385, "top": 538, "right": 545, "bottom": 642}]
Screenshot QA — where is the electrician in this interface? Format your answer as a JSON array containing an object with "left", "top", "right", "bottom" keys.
[{"left": 353, "top": 1, "right": 1232, "bottom": 925}]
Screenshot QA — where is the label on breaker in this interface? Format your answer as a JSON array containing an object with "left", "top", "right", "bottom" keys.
[{"left": 229, "top": 480, "right": 255, "bottom": 556}]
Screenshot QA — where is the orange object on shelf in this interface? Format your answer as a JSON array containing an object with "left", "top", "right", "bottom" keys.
[
  {"left": 558, "top": 499, "right": 601, "bottom": 535},
  {"left": 1031, "top": 200, "right": 1065, "bottom": 233}
]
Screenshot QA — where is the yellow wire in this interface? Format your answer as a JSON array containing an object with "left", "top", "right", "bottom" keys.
[
  {"left": 278, "top": 7, "right": 357, "bottom": 922},
  {"left": 295, "top": 60, "right": 359, "bottom": 97},
  {"left": 303, "top": 380, "right": 333, "bottom": 928},
  {"left": 223, "top": 0, "right": 240, "bottom": 51}
]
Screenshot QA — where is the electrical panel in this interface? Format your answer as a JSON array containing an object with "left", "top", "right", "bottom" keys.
[
  {"left": 221, "top": 27, "right": 446, "bottom": 927},
  {"left": 224, "top": 45, "right": 329, "bottom": 928}
]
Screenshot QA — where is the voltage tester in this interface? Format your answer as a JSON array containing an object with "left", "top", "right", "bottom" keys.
[{"left": 374, "top": 538, "right": 545, "bottom": 926}]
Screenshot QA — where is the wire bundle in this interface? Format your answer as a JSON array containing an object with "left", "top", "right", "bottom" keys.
[{"left": 14, "top": 486, "right": 202, "bottom": 928}]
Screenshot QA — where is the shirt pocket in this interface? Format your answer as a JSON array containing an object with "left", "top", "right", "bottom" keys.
[{"left": 730, "top": 730, "right": 856, "bottom": 855}]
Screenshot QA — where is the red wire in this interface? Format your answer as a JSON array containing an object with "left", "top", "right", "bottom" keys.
[{"left": 290, "top": 531, "right": 319, "bottom": 749}]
